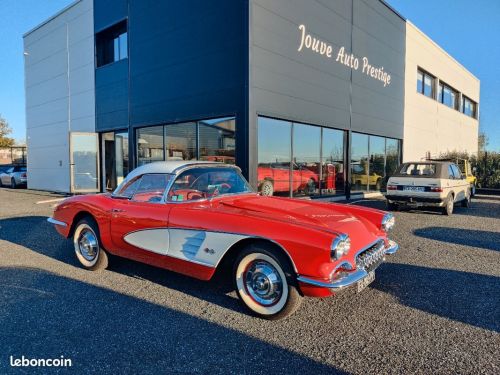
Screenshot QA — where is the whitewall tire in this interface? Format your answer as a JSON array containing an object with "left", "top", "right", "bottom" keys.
[
  {"left": 234, "top": 245, "right": 301, "bottom": 320},
  {"left": 73, "top": 218, "right": 108, "bottom": 271}
]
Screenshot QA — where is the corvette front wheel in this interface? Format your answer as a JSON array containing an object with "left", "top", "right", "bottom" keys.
[
  {"left": 73, "top": 218, "right": 108, "bottom": 271},
  {"left": 234, "top": 246, "right": 301, "bottom": 320}
]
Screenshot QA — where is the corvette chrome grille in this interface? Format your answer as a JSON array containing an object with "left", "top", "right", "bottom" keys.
[{"left": 355, "top": 240, "right": 386, "bottom": 272}]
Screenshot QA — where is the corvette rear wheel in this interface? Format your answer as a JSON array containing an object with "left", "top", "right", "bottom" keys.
[
  {"left": 73, "top": 218, "right": 108, "bottom": 271},
  {"left": 234, "top": 245, "right": 301, "bottom": 320},
  {"left": 260, "top": 180, "right": 274, "bottom": 196}
]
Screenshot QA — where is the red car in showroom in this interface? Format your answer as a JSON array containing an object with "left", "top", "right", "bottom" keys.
[
  {"left": 257, "top": 162, "right": 319, "bottom": 196},
  {"left": 48, "top": 161, "right": 398, "bottom": 319}
]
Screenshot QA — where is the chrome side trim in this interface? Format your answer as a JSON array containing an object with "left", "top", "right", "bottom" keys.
[{"left": 47, "top": 217, "right": 68, "bottom": 227}]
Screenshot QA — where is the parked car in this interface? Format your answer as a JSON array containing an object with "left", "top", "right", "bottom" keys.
[
  {"left": 0, "top": 165, "right": 27, "bottom": 188},
  {"left": 48, "top": 161, "right": 398, "bottom": 319},
  {"left": 386, "top": 161, "right": 471, "bottom": 215},
  {"left": 258, "top": 162, "right": 319, "bottom": 196},
  {"left": 351, "top": 163, "right": 384, "bottom": 191},
  {"left": 427, "top": 157, "right": 477, "bottom": 196}
]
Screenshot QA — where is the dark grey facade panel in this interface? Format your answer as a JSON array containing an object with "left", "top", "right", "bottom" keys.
[
  {"left": 95, "top": 59, "right": 129, "bottom": 131},
  {"left": 249, "top": 0, "right": 406, "bottom": 136},
  {"left": 94, "top": 0, "right": 128, "bottom": 32}
]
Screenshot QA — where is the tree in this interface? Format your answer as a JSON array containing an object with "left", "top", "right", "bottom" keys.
[
  {"left": 0, "top": 114, "right": 15, "bottom": 147},
  {"left": 478, "top": 131, "right": 489, "bottom": 153}
]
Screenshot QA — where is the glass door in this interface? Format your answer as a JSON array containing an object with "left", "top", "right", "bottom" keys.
[{"left": 70, "top": 132, "right": 99, "bottom": 193}]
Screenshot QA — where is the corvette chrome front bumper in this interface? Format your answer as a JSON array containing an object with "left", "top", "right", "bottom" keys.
[{"left": 297, "top": 240, "right": 399, "bottom": 290}]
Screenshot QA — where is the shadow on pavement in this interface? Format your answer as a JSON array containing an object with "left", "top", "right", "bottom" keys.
[
  {"left": 413, "top": 227, "right": 500, "bottom": 252},
  {"left": 373, "top": 263, "right": 500, "bottom": 333},
  {"left": 0, "top": 267, "right": 344, "bottom": 374}
]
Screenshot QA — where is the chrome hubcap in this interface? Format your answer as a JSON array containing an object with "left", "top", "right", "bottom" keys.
[
  {"left": 78, "top": 228, "right": 98, "bottom": 261},
  {"left": 244, "top": 260, "right": 283, "bottom": 306},
  {"left": 262, "top": 184, "right": 272, "bottom": 196}
]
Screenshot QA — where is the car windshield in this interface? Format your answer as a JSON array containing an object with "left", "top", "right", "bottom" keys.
[
  {"left": 168, "top": 167, "right": 253, "bottom": 202},
  {"left": 398, "top": 163, "right": 436, "bottom": 176},
  {"left": 14, "top": 166, "right": 27, "bottom": 172}
]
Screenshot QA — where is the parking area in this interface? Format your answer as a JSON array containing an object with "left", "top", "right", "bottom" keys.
[{"left": 0, "top": 188, "right": 499, "bottom": 374}]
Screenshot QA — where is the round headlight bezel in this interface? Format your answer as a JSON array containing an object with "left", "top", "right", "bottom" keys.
[
  {"left": 331, "top": 234, "right": 351, "bottom": 260},
  {"left": 381, "top": 213, "right": 395, "bottom": 232}
]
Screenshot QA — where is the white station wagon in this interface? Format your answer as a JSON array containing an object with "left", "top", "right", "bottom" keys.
[{"left": 386, "top": 161, "right": 471, "bottom": 215}]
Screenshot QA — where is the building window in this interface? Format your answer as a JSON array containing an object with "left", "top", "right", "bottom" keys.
[
  {"left": 292, "top": 123, "right": 321, "bottom": 197},
  {"left": 137, "top": 126, "right": 164, "bottom": 166},
  {"left": 462, "top": 96, "right": 477, "bottom": 118},
  {"left": 417, "top": 68, "right": 435, "bottom": 99},
  {"left": 257, "top": 117, "right": 292, "bottom": 197},
  {"left": 199, "top": 118, "right": 236, "bottom": 164},
  {"left": 136, "top": 117, "right": 236, "bottom": 167},
  {"left": 96, "top": 20, "right": 128, "bottom": 67},
  {"left": 165, "top": 122, "right": 197, "bottom": 161},
  {"left": 351, "top": 132, "right": 401, "bottom": 193},
  {"left": 438, "top": 82, "right": 459, "bottom": 110},
  {"left": 257, "top": 116, "right": 346, "bottom": 197}
]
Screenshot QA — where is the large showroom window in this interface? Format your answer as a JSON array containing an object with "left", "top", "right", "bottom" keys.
[
  {"left": 322, "top": 128, "right": 345, "bottom": 194},
  {"left": 257, "top": 116, "right": 346, "bottom": 197},
  {"left": 351, "top": 132, "right": 401, "bottom": 193},
  {"left": 165, "top": 122, "right": 196, "bottom": 161},
  {"left": 137, "top": 126, "right": 164, "bottom": 166},
  {"left": 257, "top": 117, "right": 292, "bottom": 197},
  {"left": 199, "top": 117, "right": 236, "bottom": 164},
  {"left": 136, "top": 116, "right": 236, "bottom": 167},
  {"left": 351, "top": 133, "right": 369, "bottom": 193},
  {"left": 292, "top": 123, "right": 321, "bottom": 198}
]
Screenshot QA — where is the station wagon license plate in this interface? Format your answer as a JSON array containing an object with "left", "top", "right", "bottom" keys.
[
  {"left": 357, "top": 271, "right": 375, "bottom": 293},
  {"left": 403, "top": 186, "right": 425, "bottom": 192}
]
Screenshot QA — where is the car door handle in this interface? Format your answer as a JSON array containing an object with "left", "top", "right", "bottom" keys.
[{"left": 111, "top": 208, "right": 125, "bottom": 213}]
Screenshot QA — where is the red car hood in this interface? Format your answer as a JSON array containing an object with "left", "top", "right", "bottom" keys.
[{"left": 215, "top": 195, "right": 381, "bottom": 242}]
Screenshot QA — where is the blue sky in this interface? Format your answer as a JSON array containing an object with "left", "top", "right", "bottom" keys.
[{"left": 0, "top": 0, "right": 498, "bottom": 150}]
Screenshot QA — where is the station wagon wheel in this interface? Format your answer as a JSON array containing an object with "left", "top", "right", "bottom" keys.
[
  {"left": 442, "top": 193, "right": 454, "bottom": 216},
  {"left": 234, "top": 245, "right": 301, "bottom": 320},
  {"left": 73, "top": 217, "right": 108, "bottom": 271}
]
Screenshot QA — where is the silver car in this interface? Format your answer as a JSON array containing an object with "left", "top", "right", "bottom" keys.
[{"left": 0, "top": 165, "right": 27, "bottom": 188}]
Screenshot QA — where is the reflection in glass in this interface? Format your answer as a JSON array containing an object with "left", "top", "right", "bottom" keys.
[
  {"left": 292, "top": 123, "right": 320, "bottom": 197},
  {"left": 257, "top": 117, "right": 291, "bottom": 197},
  {"left": 71, "top": 133, "right": 98, "bottom": 191},
  {"left": 137, "top": 126, "right": 164, "bottom": 166},
  {"left": 165, "top": 123, "right": 196, "bottom": 161},
  {"left": 385, "top": 138, "right": 400, "bottom": 179},
  {"left": 369, "top": 136, "right": 385, "bottom": 191},
  {"left": 351, "top": 133, "right": 369, "bottom": 192},
  {"left": 322, "top": 128, "right": 345, "bottom": 194},
  {"left": 115, "top": 132, "right": 129, "bottom": 186},
  {"left": 199, "top": 117, "right": 236, "bottom": 164}
]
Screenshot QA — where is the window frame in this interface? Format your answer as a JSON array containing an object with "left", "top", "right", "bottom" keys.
[
  {"left": 438, "top": 81, "right": 459, "bottom": 110},
  {"left": 462, "top": 95, "right": 477, "bottom": 119},
  {"left": 417, "top": 68, "right": 436, "bottom": 99},
  {"left": 95, "top": 20, "right": 128, "bottom": 68}
]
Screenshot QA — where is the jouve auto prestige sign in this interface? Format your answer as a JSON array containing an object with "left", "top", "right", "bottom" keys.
[{"left": 297, "top": 24, "right": 392, "bottom": 87}]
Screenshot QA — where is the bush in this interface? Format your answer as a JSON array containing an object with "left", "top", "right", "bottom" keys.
[{"left": 439, "top": 151, "right": 500, "bottom": 189}]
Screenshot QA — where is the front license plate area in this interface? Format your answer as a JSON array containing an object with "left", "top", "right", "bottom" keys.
[
  {"left": 403, "top": 186, "right": 425, "bottom": 192},
  {"left": 357, "top": 271, "right": 375, "bottom": 293}
]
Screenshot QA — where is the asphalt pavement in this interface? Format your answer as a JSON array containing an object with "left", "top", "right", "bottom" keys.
[{"left": 0, "top": 187, "right": 499, "bottom": 374}]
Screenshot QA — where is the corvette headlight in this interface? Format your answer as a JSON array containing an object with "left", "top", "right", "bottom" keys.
[
  {"left": 331, "top": 234, "right": 351, "bottom": 260},
  {"left": 381, "top": 213, "right": 395, "bottom": 232}
]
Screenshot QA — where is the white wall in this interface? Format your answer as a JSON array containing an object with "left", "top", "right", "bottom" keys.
[
  {"left": 404, "top": 22, "right": 480, "bottom": 162},
  {"left": 24, "top": 0, "right": 95, "bottom": 193}
]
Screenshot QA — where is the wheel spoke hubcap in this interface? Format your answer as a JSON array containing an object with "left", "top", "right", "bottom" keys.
[
  {"left": 78, "top": 229, "right": 98, "bottom": 261},
  {"left": 244, "top": 260, "right": 283, "bottom": 306}
]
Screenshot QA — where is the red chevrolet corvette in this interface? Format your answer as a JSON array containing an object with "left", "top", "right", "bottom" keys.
[{"left": 48, "top": 161, "right": 398, "bottom": 319}]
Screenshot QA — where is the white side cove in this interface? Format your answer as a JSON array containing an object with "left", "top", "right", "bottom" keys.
[
  {"left": 123, "top": 228, "right": 248, "bottom": 267},
  {"left": 24, "top": 0, "right": 95, "bottom": 193}
]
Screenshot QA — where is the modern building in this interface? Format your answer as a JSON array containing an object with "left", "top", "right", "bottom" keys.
[{"left": 24, "top": 0, "right": 479, "bottom": 197}]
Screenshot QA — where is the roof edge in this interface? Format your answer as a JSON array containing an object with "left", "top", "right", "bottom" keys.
[{"left": 23, "top": 0, "right": 82, "bottom": 38}]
